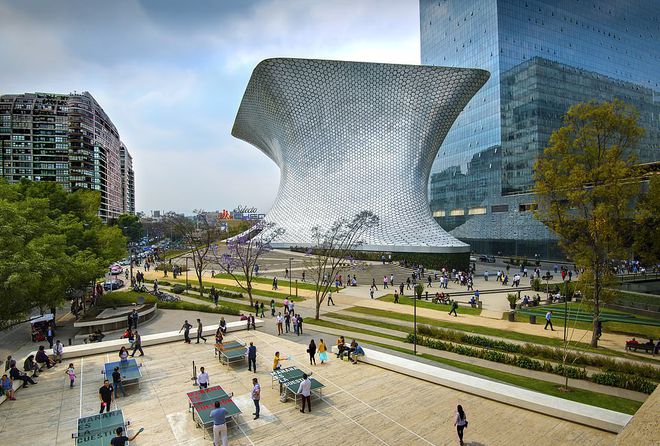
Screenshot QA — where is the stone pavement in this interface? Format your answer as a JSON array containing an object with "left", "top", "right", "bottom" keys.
[{"left": 0, "top": 330, "right": 616, "bottom": 446}]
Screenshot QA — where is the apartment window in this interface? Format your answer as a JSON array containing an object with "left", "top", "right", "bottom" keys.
[
  {"left": 450, "top": 209, "right": 465, "bottom": 216},
  {"left": 519, "top": 203, "right": 538, "bottom": 212},
  {"left": 491, "top": 204, "right": 509, "bottom": 213},
  {"left": 468, "top": 206, "right": 487, "bottom": 215},
  {"left": 433, "top": 210, "right": 446, "bottom": 217}
]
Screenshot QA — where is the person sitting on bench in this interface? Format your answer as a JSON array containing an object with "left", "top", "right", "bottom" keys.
[
  {"left": 219, "top": 317, "right": 227, "bottom": 334},
  {"left": 23, "top": 355, "right": 40, "bottom": 376},
  {"left": 335, "top": 336, "right": 346, "bottom": 358},
  {"left": 350, "top": 343, "right": 365, "bottom": 364},
  {"left": 87, "top": 329, "right": 105, "bottom": 343},
  {"left": 342, "top": 339, "right": 357, "bottom": 360},
  {"left": 35, "top": 345, "right": 55, "bottom": 369}
]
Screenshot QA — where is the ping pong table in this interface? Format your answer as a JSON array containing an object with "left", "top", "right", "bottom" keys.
[
  {"left": 75, "top": 410, "right": 125, "bottom": 446},
  {"left": 187, "top": 385, "right": 241, "bottom": 434},
  {"left": 270, "top": 366, "right": 305, "bottom": 389},
  {"left": 215, "top": 341, "right": 246, "bottom": 366},
  {"left": 283, "top": 377, "right": 325, "bottom": 405},
  {"left": 104, "top": 359, "right": 142, "bottom": 388}
]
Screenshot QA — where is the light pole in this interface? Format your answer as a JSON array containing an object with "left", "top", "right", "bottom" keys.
[
  {"left": 289, "top": 257, "right": 293, "bottom": 297},
  {"left": 129, "top": 243, "right": 134, "bottom": 287},
  {"left": 414, "top": 291, "right": 417, "bottom": 354},
  {"left": 185, "top": 257, "right": 189, "bottom": 289}
]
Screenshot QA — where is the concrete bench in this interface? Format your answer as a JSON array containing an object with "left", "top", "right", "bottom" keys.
[
  {"left": 625, "top": 343, "right": 656, "bottom": 354},
  {"left": 331, "top": 345, "right": 631, "bottom": 433}
]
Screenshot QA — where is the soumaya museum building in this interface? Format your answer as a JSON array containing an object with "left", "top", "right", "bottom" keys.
[
  {"left": 421, "top": 0, "right": 660, "bottom": 258},
  {"left": 233, "top": 58, "right": 489, "bottom": 265}
]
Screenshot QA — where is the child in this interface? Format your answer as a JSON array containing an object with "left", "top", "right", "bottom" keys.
[
  {"left": 1, "top": 374, "right": 15, "bottom": 400},
  {"left": 66, "top": 363, "right": 76, "bottom": 388}
]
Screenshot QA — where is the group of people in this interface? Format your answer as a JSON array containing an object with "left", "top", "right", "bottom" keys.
[
  {"left": 2, "top": 340, "right": 67, "bottom": 401},
  {"left": 335, "top": 336, "right": 364, "bottom": 364},
  {"left": 275, "top": 311, "right": 305, "bottom": 336}
]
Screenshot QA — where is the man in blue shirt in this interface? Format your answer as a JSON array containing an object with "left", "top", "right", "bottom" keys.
[
  {"left": 247, "top": 342, "right": 257, "bottom": 373},
  {"left": 211, "top": 400, "right": 229, "bottom": 446}
]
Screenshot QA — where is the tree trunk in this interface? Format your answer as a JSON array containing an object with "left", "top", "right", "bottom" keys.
[
  {"left": 315, "top": 292, "right": 321, "bottom": 320},
  {"left": 247, "top": 284, "right": 253, "bottom": 306},
  {"left": 591, "top": 265, "right": 601, "bottom": 347}
]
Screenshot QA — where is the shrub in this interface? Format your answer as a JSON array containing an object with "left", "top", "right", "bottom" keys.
[
  {"left": 591, "top": 372, "right": 657, "bottom": 394},
  {"left": 171, "top": 284, "right": 186, "bottom": 294},
  {"left": 157, "top": 301, "right": 240, "bottom": 316},
  {"left": 531, "top": 278, "right": 541, "bottom": 292}
]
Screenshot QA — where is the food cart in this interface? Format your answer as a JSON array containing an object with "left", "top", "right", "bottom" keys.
[{"left": 30, "top": 313, "right": 54, "bottom": 342}]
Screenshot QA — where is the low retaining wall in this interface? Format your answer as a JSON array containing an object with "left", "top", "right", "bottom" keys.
[
  {"left": 73, "top": 304, "right": 158, "bottom": 334},
  {"left": 331, "top": 345, "right": 631, "bottom": 433}
]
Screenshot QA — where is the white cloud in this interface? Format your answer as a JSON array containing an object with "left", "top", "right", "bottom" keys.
[{"left": 0, "top": 0, "right": 420, "bottom": 214}]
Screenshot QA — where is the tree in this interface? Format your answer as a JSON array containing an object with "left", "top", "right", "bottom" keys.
[
  {"left": 112, "top": 213, "right": 144, "bottom": 244},
  {"left": 633, "top": 175, "right": 660, "bottom": 266},
  {"left": 304, "top": 211, "right": 379, "bottom": 319},
  {"left": 164, "top": 211, "right": 220, "bottom": 297},
  {"left": 215, "top": 221, "right": 284, "bottom": 306},
  {"left": 0, "top": 179, "right": 125, "bottom": 327},
  {"left": 533, "top": 99, "right": 644, "bottom": 347}
]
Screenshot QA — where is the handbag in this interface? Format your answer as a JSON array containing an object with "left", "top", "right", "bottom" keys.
[{"left": 464, "top": 420, "right": 468, "bottom": 428}]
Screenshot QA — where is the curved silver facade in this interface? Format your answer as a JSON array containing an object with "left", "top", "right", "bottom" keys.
[{"left": 232, "top": 58, "right": 489, "bottom": 253}]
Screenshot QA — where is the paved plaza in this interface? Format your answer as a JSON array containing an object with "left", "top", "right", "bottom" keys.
[{"left": 0, "top": 330, "right": 616, "bottom": 446}]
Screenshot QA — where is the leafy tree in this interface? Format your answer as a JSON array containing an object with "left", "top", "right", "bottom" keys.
[
  {"left": 164, "top": 211, "right": 221, "bottom": 297},
  {"left": 0, "top": 180, "right": 126, "bottom": 327},
  {"left": 304, "top": 211, "right": 379, "bottom": 319},
  {"left": 215, "top": 221, "right": 284, "bottom": 306},
  {"left": 633, "top": 175, "right": 660, "bottom": 266},
  {"left": 533, "top": 100, "right": 644, "bottom": 347},
  {"left": 112, "top": 213, "right": 144, "bottom": 244}
]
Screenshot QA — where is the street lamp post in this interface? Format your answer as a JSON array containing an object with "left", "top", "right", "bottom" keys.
[
  {"left": 413, "top": 288, "right": 417, "bottom": 355},
  {"left": 289, "top": 257, "right": 293, "bottom": 297},
  {"left": 185, "top": 257, "right": 189, "bottom": 289},
  {"left": 129, "top": 243, "right": 134, "bottom": 287}
]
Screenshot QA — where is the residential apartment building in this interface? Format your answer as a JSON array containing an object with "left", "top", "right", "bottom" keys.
[{"left": 0, "top": 91, "right": 135, "bottom": 219}]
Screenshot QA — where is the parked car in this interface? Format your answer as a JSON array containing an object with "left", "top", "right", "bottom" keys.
[
  {"left": 469, "top": 256, "right": 477, "bottom": 262},
  {"left": 478, "top": 255, "right": 496, "bottom": 263},
  {"left": 109, "top": 265, "right": 123, "bottom": 275},
  {"left": 103, "top": 279, "right": 124, "bottom": 291}
]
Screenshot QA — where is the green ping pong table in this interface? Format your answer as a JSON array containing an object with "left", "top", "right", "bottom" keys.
[
  {"left": 283, "top": 377, "right": 325, "bottom": 405},
  {"left": 104, "top": 359, "right": 142, "bottom": 388},
  {"left": 219, "top": 346, "right": 247, "bottom": 366},
  {"left": 270, "top": 366, "right": 305, "bottom": 389},
  {"left": 214, "top": 340, "right": 244, "bottom": 357},
  {"left": 187, "top": 385, "right": 241, "bottom": 435},
  {"left": 75, "top": 410, "right": 125, "bottom": 446}
]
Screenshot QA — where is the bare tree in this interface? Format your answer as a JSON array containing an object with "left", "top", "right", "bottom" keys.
[
  {"left": 164, "top": 210, "right": 220, "bottom": 297},
  {"left": 305, "top": 211, "right": 379, "bottom": 319},
  {"left": 215, "top": 221, "right": 284, "bottom": 306}
]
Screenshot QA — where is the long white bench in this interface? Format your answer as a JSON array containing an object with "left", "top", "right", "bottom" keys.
[
  {"left": 0, "top": 319, "right": 263, "bottom": 405},
  {"left": 331, "top": 345, "right": 631, "bottom": 433}
]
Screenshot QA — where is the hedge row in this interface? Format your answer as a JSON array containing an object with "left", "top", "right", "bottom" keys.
[
  {"left": 417, "top": 324, "right": 660, "bottom": 381},
  {"left": 591, "top": 372, "right": 658, "bottom": 394},
  {"left": 409, "top": 333, "right": 588, "bottom": 380},
  {"left": 187, "top": 285, "right": 243, "bottom": 299},
  {"left": 410, "top": 333, "right": 657, "bottom": 394},
  {"left": 157, "top": 300, "right": 240, "bottom": 316}
]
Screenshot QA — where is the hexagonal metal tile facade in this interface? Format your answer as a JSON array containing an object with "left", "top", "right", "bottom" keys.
[{"left": 232, "top": 58, "right": 489, "bottom": 253}]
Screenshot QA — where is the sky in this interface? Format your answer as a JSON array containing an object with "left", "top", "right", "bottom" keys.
[{"left": 0, "top": 0, "right": 420, "bottom": 214}]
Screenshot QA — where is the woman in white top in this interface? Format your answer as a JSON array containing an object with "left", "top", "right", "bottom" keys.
[{"left": 454, "top": 404, "right": 467, "bottom": 446}]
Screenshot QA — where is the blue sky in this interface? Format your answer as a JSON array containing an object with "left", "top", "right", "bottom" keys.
[{"left": 0, "top": 0, "right": 420, "bottom": 214}]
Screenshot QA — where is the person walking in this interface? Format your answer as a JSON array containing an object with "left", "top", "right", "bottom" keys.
[
  {"left": 251, "top": 377, "right": 261, "bottom": 420},
  {"left": 308, "top": 339, "right": 317, "bottom": 365},
  {"left": 99, "top": 379, "right": 114, "bottom": 413},
  {"left": 196, "top": 319, "right": 207, "bottom": 344},
  {"left": 544, "top": 311, "right": 554, "bottom": 331},
  {"left": 254, "top": 301, "right": 259, "bottom": 315},
  {"left": 197, "top": 366, "right": 210, "bottom": 389},
  {"left": 180, "top": 320, "right": 193, "bottom": 343},
  {"left": 318, "top": 339, "right": 328, "bottom": 364},
  {"left": 210, "top": 400, "right": 229, "bottom": 446},
  {"left": 131, "top": 309, "right": 139, "bottom": 329},
  {"left": 112, "top": 366, "right": 126, "bottom": 398},
  {"left": 276, "top": 313, "right": 283, "bottom": 335},
  {"left": 371, "top": 278, "right": 378, "bottom": 290},
  {"left": 259, "top": 302, "right": 265, "bottom": 318},
  {"left": 449, "top": 300, "right": 459, "bottom": 317},
  {"left": 284, "top": 312, "right": 291, "bottom": 333},
  {"left": 247, "top": 314, "right": 256, "bottom": 331},
  {"left": 53, "top": 339, "right": 64, "bottom": 363},
  {"left": 327, "top": 292, "right": 335, "bottom": 306},
  {"left": 247, "top": 342, "right": 257, "bottom": 373},
  {"left": 292, "top": 314, "right": 298, "bottom": 335},
  {"left": 297, "top": 314, "right": 304, "bottom": 335},
  {"left": 394, "top": 289, "right": 399, "bottom": 303},
  {"left": 297, "top": 373, "right": 312, "bottom": 413},
  {"left": 66, "top": 363, "right": 76, "bottom": 388},
  {"left": 130, "top": 331, "right": 144, "bottom": 357},
  {"left": 270, "top": 299, "right": 276, "bottom": 316},
  {"left": 454, "top": 404, "right": 468, "bottom": 446}
]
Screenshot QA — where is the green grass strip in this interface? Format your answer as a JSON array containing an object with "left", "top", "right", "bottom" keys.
[
  {"left": 307, "top": 319, "right": 405, "bottom": 342},
  {"left": 212, "top": 273, "right": 320, "bottom": 291},
  {"left": 378, "top": 294, "right": 482, "bottom": 316},
  {"left": 342, "top": 306, "right": 656, "bottom": 361},
  {"left": 359, "top": 341, "right": 642, "bottom": 415},
  {"left": 166, "top": 277, "right": 304, "bottom": 301}
]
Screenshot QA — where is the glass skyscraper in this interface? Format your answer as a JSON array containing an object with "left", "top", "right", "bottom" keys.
[{"left": 420, "top": 0, "right": 660, "bottom": 258}]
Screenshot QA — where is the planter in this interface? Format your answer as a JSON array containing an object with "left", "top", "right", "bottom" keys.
[
  {"left": 529, "top": 314, "right": 537, "bottom": 324},
  {"left": 509, "top": 303, "right": 517, "bottom": 310},
  {"left": 507, "top": 311, "right": 515, "bottom": 322}
]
